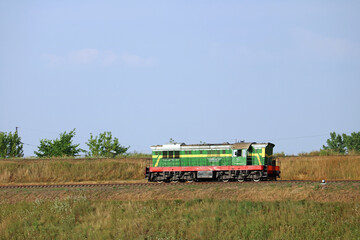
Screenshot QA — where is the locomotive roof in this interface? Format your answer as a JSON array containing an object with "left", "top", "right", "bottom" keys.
[{"left": 151, "top": 142, "right": 274, "bottom": 150}]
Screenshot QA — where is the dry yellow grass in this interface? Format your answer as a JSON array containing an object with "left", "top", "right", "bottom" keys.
[
  {"left": 0, "top": 158, "right": 148, "bottom": 184},
  {"left": 0, "top": 155, "right": 359, "bottom": 184},
  {"left": 279, "top": 155, "right": 360, "bottom": 180}
]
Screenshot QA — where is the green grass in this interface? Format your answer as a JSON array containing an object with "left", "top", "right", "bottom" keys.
[{"left": 1, "top": 199, "right": 359, "bottom": 240}]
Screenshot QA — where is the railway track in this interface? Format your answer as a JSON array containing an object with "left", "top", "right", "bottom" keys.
[{"left": 1, "top": 180, "right": 359, "bottom": 189}]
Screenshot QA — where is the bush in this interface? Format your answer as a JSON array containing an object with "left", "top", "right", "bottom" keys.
[
  {"left": 273, "top": 152, "right": 285, "bottom": 157},
  {"left": 86, "top": 132, "right": 129, "bottom": 157},
  {"left": 34, "top": 129, "right": 84, "bottom": 157}
]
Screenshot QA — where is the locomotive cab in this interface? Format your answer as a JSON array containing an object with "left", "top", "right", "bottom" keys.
[
  {"left": 231, "top": 142, "right": 253, "bottom": 166},
  {"left": 232, "top": 142, "right": 280, "bottom": 180},
  {"left": 232, "top": 149, "right": 247, "bottom": 165}
]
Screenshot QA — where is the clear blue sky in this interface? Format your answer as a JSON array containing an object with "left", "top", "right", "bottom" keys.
[{"left": 1, "top": 1, "right": 359, "bottom": 156}]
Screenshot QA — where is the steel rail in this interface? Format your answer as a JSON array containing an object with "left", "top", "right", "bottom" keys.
[{"left": 0, "top": 180, "right": 359, "bottom": 189}]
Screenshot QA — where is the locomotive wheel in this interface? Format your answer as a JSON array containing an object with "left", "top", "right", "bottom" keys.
[
  {"left": 157, "top": 180, "right": 163, "bottom": 183},
  {"left": 252, "top": 171, "right": 262, "bottom": 182},
  {"left": 186, "top": 173, "right": 195, "bottom": 183},
  {"left": 172, "top": 180, "right": 179, "bottom": 183},
  {"left": 238, "top": 178, "right": 244, "bottom": 182},
  {"left": 222, "top": 179, "right": 229, "bottom": 183}
]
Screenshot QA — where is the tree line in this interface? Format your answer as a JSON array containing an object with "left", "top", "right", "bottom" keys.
[
  {"left": 1, "top": 130, "right": 359, "bottom": 158},
  {"left": 0, "top": 129, "right": 129, "bottom": 158},
  {"left": 322, "top": 131, "right": 360, "bottom": 154}
]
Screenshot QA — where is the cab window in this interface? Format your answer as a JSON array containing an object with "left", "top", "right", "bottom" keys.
[{"left": 237, "top": 150, "right": 242, "bottom": 157}]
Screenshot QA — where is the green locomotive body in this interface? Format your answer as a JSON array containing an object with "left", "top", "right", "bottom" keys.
[{"left": 145, "top": 142, "right": 280, "bottom": 182}]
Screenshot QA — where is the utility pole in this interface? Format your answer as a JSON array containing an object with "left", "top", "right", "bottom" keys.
[{"left": 16, "top": 126, "right": 18, "bottom": 133}]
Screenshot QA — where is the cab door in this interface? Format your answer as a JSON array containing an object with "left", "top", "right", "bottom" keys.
[{"left": 232, "top": 149, "right": 247, "bottom": 165}]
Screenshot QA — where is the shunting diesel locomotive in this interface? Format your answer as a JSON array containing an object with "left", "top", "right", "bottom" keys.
[{"left": 145, "top": 142, "right": 280, "bottom": 182}]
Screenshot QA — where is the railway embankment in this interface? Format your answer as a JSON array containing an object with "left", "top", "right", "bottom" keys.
[{"left": 0, "top": 155, "right": 359, "bottom": 184}]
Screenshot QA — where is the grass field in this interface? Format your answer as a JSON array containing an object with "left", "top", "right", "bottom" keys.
[
  {"left": 1, "top": 182, "right": 360, "bottom": 239},
  {"left": 1, "top": 156, "right": 359, "bottom": 239},
  {"left": 0, "top": 158, "right": 148, "bottom": 184},
  {"left": 1, "top": 199, "right": 359, "bottom": 240},
  {"left": 1, "top": 182, "right": 359, "bottom": 203},
  {"left": 0, "top": 155, "right": 359, "bottom": 184},
  {"left": 279, "top": 155, "right": 360, "bottom": 180}
]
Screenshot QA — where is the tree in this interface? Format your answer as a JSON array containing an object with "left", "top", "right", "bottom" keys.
[
  {"left": 322, "top": 132, "right": 345, "bottom": 154},
  {"left": 0, "top": 131, "right": 24, "bottom": 158},
  {"left": 86, "top": 132, "right": 129, "bottom": 157},
  {"left": 34, "top": 129, "right": 84, "bottom": 157},
  {"left": 343, "top": 132, "right": 360, "bottom": 153},
  {"left": 323, "top": 131, "right": 360, "bottom": 154}
]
